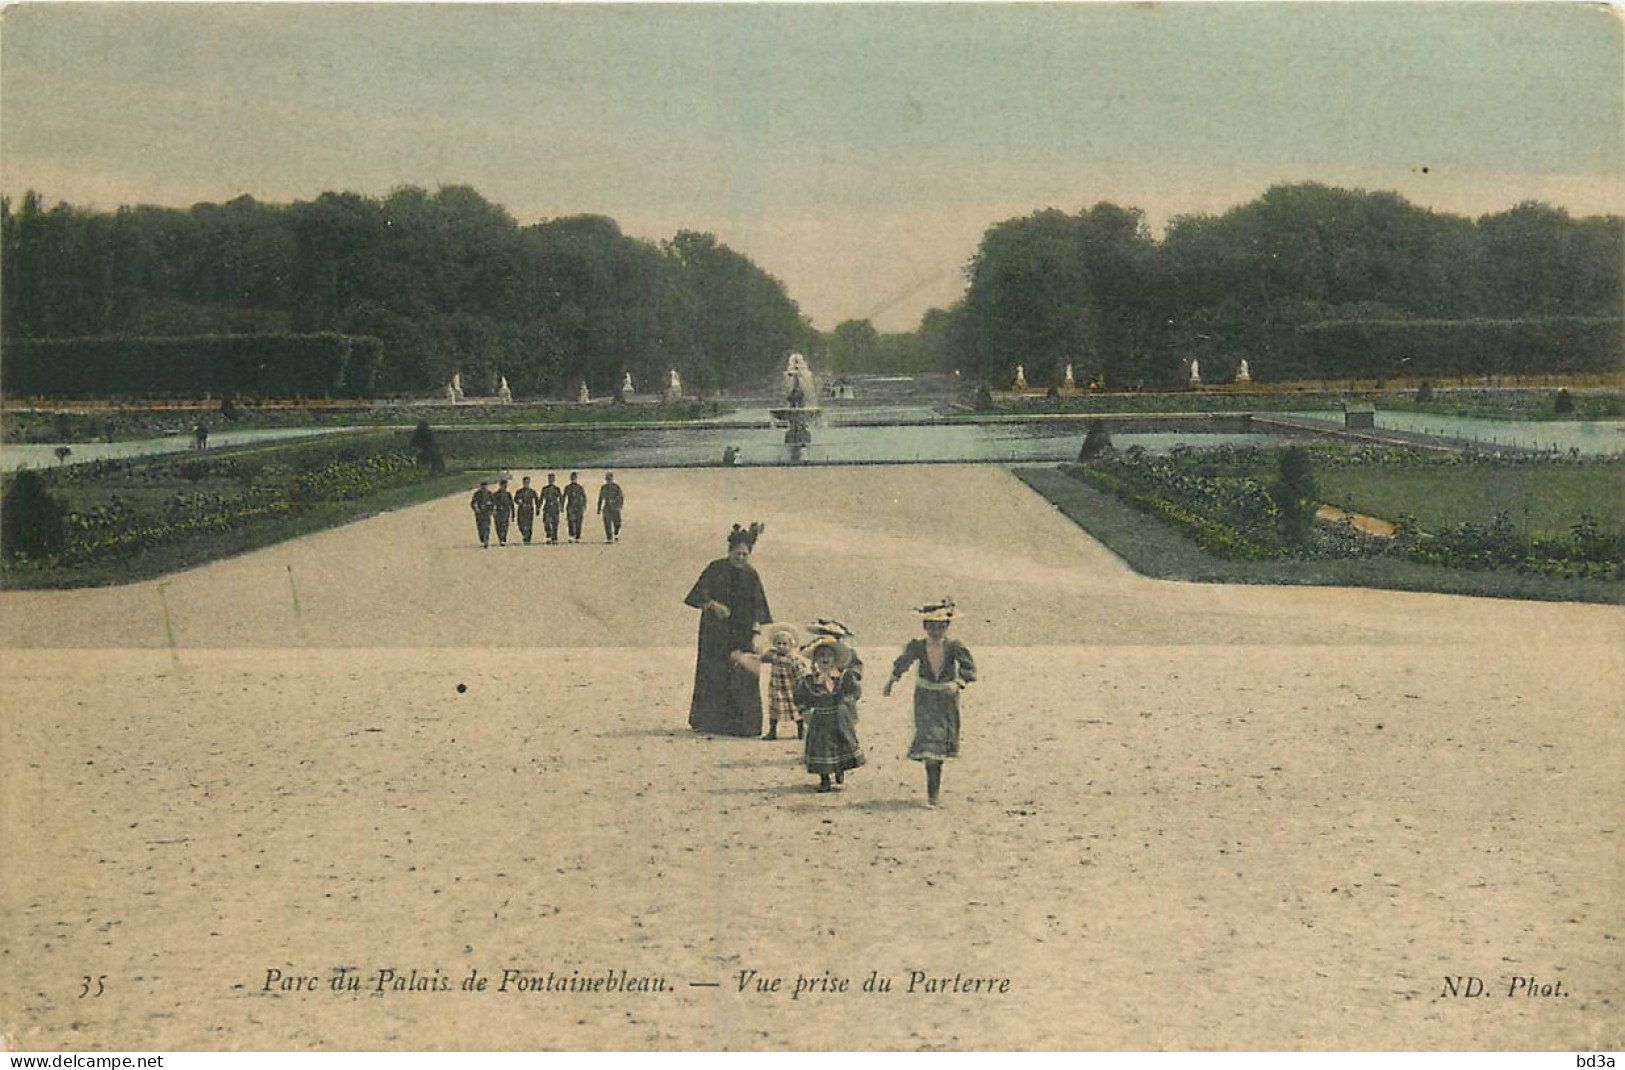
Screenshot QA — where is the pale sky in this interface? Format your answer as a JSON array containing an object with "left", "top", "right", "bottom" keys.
[{"left": 2, "top": 2, "right": 1621, "bottom": 331}]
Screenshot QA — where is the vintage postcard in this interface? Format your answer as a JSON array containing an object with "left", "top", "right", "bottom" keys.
[{"left": 1, "top": 2, "right": 1620, "bottom": 1052}]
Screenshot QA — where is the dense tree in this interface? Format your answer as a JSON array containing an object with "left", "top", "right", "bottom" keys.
[
  {"left": 916, "top": 184, "right": 1619, "bottom": 384},
  {"left": 1, "top": 187, "right": 803, "bottom": 398}
]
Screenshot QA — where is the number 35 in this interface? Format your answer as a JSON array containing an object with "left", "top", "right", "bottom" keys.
[{"left": 79, "top": 975, "right": 106, "bottom": 998}]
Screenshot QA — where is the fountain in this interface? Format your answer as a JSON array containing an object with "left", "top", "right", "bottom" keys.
[{"left": 770, "top": 352, "right": 822, "bottom": 456}]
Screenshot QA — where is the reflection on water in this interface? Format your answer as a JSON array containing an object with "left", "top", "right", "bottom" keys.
[
  {"left": 604, "top": 422, "right": 1286, "bottom": 467},
  {"left": 1, "top": 427, "right": 355, "bottom": 471},
  {"left": 1288, "top": 411, "right": 1625, "bottom": 456},
  {"left": 9, "top": 409, "right": 1618, "bottom": 473}
]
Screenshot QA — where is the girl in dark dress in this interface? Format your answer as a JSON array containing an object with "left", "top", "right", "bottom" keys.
[
  {"left": 684, "top": 523, "right": 771, "bottom": 736},
  {"left": 796, "top": 632, "right": 865, "bottom": 792},
  {"left": 883, "top": 598, "right": 976, "bottom": 808}
]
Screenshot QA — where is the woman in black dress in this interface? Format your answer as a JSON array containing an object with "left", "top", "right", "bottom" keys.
[{"left": 684, "top": 523, "right": 771, "bottom": 736}]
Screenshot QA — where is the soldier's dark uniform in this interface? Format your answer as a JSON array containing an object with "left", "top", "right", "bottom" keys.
[
  {"left": 540, "top": 476, "right": 564, "bottom": 544},
  {"left": 493, "top": 481, "right": 516, "bottom": 547},
  {"left": 597, "top": 475, "right": 625, "bottom": 542},
  {"left": 514, "top": 479, "right": 541, "bottom": 544},
  {"left": 470, "top": 483, "right": 495, "bottom": 548},
  {"left": 563, "top": 474, "right": 589, "bottom": 543}
]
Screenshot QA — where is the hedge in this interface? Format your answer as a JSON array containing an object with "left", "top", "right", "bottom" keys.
[
  {"left": 1277, "top": 317, "right": 1623, "bottom": 379},
  {"left": 1, "top": 333, "right": 385, "bottom": 399}
]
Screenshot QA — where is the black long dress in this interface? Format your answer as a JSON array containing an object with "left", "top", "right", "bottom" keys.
[{"left": 684, "top": 558, "right": 772, "bottom": 735}]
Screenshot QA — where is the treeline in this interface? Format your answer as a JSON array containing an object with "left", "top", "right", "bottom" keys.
[
  {"left": 827, "top": 184, "right": 1623, "bottom": 387},
  {"left": 1, "top": 187, "right": 808, "bottom": 398}
]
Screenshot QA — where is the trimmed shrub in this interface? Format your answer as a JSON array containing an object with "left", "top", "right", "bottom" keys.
[
  {"left": 2, "top": 470, "right": 66, "bottom": 559},
  {"left": 408, "top": 420, "right": 445, "bottom": 473}
]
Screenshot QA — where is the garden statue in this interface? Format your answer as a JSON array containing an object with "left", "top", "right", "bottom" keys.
[
  {"left": 451, "top": 373, "right": 465, "bottom": 402},
  {"left": 622, "top": 372, "right": 635, "bottom": 396},
  {"left": 1013, "top": 365, "right": 1027, "bottom": 391},
  {"left": 1063, "top": 363, "right": 1076, "bottom": 389},
  {"left": 578, "top": 380, "right": 592, "bottom": 404},
  {"left": 666, "top": 369, "right": 683, "bottom": 401},
  {"left": 1188, "top": 359, "right": 1202, "bottom": 385},
  {"left": 498, "top": 376, "right": 513, "bottom": 403},
  {"left": 1236, "top": 359, "right": 1252, "bottom": 382}
]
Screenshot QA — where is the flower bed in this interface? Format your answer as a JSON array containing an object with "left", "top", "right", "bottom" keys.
[{"left": 1065, "top": 445, "right": 1625, "bottom": 580}]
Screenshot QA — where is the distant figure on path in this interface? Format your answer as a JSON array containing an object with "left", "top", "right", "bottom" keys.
[
  {"left": 563, "top": 472, "right": 588, "bottom": 542},
  {"left": 684, "top": 523, "right": 771, "bottom": 736},
  {"left": 539, "top": 472, "right": 564, "bottom": 544},
  {"left": 721, "top": 445, "right": 739, "bottom": 467},
  {"left": 514, "top": 476, "right": 540, "bottom": 545},
  {"left": 492, "top": 478, "right": 515, "bottom": 547},
  {"left": 470, "top": 480, "right": 495, "bottom": 549},
  {"left": 883, "top": 598, "right": 976, "bottom": 808},
  {"left": 193, "top": 424, "right": 209, "bottom": 450},
  {"left": 597, "top": 473, "right": 624, "bottom": 542}
]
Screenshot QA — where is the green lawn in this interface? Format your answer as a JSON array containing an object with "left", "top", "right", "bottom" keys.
[
  {"left": 1318, "top": 463, "right": 1624, "bottom": 539},
  {"left": 1013, "top": 460, "right": 1623, "bottom": 604}
]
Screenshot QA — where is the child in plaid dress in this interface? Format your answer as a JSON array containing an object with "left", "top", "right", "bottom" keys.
[{"left": 759, "top": 624, "right": 809, "bottom": 740}]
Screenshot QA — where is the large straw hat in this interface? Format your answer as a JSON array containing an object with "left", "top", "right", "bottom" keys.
[
  {"left": 803, "top": 634, "right": 853, "bottom": 670},
  {"left": 756, "top": 622, "right": 802, "bottom": 651},
  {"left": 915, "top": 598, "right": 956, "bottom": 623}
]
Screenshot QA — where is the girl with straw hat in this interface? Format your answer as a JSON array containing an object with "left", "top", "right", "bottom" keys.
[
  {"left": 882, "top": 598, "right": 977, "bottom": 808},
  {"left": 795, "top": 624, "right": 865, "bottom": 792}
]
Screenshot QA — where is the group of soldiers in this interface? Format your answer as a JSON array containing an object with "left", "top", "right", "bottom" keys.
[{"left": 470, "top": 471, "right": 624, "bottom": 548}]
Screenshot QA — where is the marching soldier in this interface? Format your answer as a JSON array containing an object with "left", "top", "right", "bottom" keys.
[
  {"left": 540, "top": 472, "right": 564, "bottom": 544},
  {"left": 563, "top": 471, "right": 589, "bottom": 543},
  {"left": 493, "top": 478, "right": 516, "bottom": 547},
  {"left": 597, "top": 472, "right": 625, "bottom": 543},
  {"left": 470, "top": 480, "right": 495, "bottom": 549},
  {"left": 514, "top": 476, "right": 541, "bottom": 545}
]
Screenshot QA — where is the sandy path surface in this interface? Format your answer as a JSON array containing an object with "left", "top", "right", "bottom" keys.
[{"left": 2, "top": 465, "right": 1620, "bottom": 1050}]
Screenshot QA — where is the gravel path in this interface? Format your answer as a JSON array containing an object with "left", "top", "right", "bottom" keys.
[{"left": 2, "top": 465, "right": 1619, "bottom": 1050}]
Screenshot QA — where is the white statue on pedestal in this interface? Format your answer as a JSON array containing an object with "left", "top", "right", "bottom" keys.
[
  {"left": 1063, "top": 363, "right": 1076, "bottom": 388},
  {"left": 622, "top": 372, "right": 635, "bottom": 396},
  {"left": 498, "top": 376, "right": 512, "bottom": 403},
  {"left": 665, "top": 369, "right": 683, "bottom": 400},
  {"left": 1013, "top": 365, "right": 1027, "bottom": 390},
  {"left": 451, "top": 373, "right": 465, "bottom": 403},
  {"left": 578, "top": 380, "right": 591, "bottom": 404},
  {"left": 1236, "top": 359, "right": 1252, "bottom": 382},
  {"left": 1188, "top": 359, "right": 1202, "bottom": 385}
]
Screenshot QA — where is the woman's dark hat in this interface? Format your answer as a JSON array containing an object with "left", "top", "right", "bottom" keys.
[
  {"left": 727, "top": 522, "right": 765, "bottom": 549},
  {"left": 916, "top": 598, "right": 956, "bottom": 623},
  {"left": 806, "top": 618, "right": 855, "bottom": 640}
]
